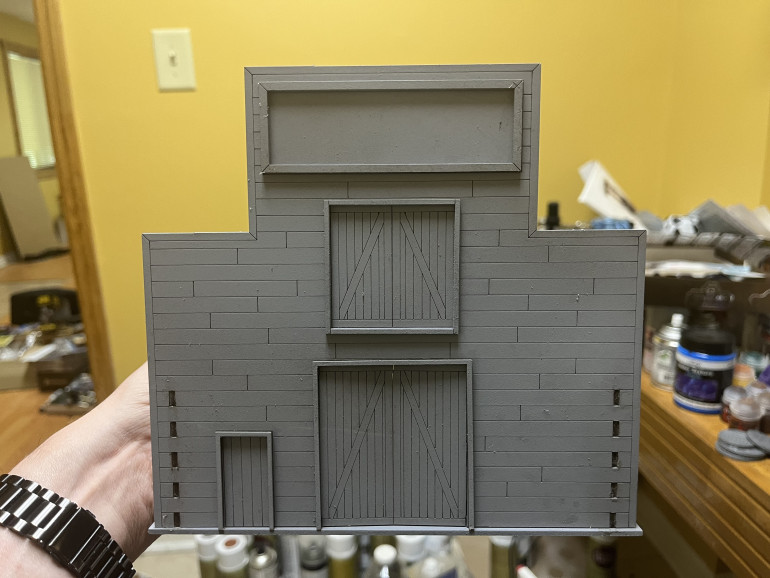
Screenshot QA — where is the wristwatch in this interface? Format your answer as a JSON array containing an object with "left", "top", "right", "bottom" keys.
[{"left": 0, "top": 474, "right": 135, "bottom": 577}]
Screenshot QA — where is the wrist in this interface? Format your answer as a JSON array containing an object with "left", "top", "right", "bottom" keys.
[{"left": 9, "top": 391, "right": 153, "bottom": 559}]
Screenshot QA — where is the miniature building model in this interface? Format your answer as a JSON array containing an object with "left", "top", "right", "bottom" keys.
[{"left": 143, "top": 64, "right": 645, "bottom": 535}]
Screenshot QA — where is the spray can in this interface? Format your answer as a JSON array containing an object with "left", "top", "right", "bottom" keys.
[
  {"left": 194, "top": 534, "right": 220, "bottom": 578},
  {"left": 299, "top": 536, "right": 329, "bottom": 578},
  {"left": 327, "top": 535, "right": 358, "bottom": 578},
  {"left": 651, "top": 313, "right": 684, "bottom": 390},
  {"left": 248, "top": 544, "right": 280, "bottom": 578},
  {"left": 216, "top": 535, "right": 250, "bottom": 578}
]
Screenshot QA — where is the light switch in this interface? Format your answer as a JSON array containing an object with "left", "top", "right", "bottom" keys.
[{"left": 152, "top": 28, "right": 196, "bottom": 91}]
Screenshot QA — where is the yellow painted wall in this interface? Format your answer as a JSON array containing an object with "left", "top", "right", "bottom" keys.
[
  {"left": 658, "top": 1, "right": 770, "bottom": 215},
  {"left": 54, "top": 1, "right": 770, "bottom": 381}
]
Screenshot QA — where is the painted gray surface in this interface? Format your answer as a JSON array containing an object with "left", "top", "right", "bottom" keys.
[
  {"left": 143, "top": 64, "right": 644, "bottom": 535},
  {"left": 327, "top": 201, "right": 459, "bottom": 333},
  {"left": 317, "top": 365, "right": 467, "bottom": 527},
  {"left": 217, "top": 433, "right": 273, "bottom": 530},
  {"left": 256, "top": 79, "right": 522, "bottom": 173}
]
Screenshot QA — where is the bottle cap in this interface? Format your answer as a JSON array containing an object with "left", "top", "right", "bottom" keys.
[
  {"left": 420, "top": 557, "right": 441, "bottom": 577},
  {"left": 489, "top": 536, "right": 514, "bottom": 548},
  {"left": 746, "top": 380, "right": 768, "bottom": 397},
  {"left": 299, "top": 536, "right": 327, "bottom": 567},
  {"left": 730, "top": 398, "right": 762, "bottom": 421},
  {"left": 722, "top": 386, "right": 747, "bottom": 405},
  {"left": 194, "top": 535, "right": 220, "bottom": 560},
  {"left": 326, "top": 535, "right": 357, "bottom": 559},
  {"left": 671, "top": 313, "right": 684, "bottom": 327},
  {"left": 733, "top": 364, "right": 756, "bottom": 387},
  {"left": 250, "top": 545, "right": 279, "bottom": 571},
  {"left": 215, "top": 535, "right": 249, "bottom": 572},
  {"left": 755, "top": 391, "right": 770, "bottom": 412},
  {"left": 425, "top": 535, "right": 449, "bottom": 554},
  {"left": 373, "top": 544, "right": 398, "bottom": 566},
  {"left": 396, "top": 535, "right": 426, "bottom": 562}
]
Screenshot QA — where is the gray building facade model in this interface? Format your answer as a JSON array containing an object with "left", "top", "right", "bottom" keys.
[{"left": 143, "top": 64, "right": 645, "bottom": 535}]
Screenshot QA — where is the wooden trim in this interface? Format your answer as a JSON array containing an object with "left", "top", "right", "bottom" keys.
[
  {"left": 35, "top": 166, "right": 57, "bottom": 180},
  {"left": 0, "top": 41, "right": 23, "bottom": 155},
  {"left": 640, "top": 373, "right": 770, "bottom": 577},
  {"left": 34, "top": 0, "right": 116, "bottom": 400},
  {"left": 3, "top": 41, "right": 39, "bottom": 60}
]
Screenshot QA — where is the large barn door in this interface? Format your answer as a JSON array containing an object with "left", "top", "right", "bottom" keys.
[
  {"left": 393, "top": 368, "right": 467, "bottom": 526},
  {"left": 319, "top": 368, "right": 392, "bottom": 526},
  {"left": 329, "top": 207, "right": 392, "bottom": 329},
  {"left": 318, "top": 365, "right": 468, "bottom": 528},
  {"left": 392, "top": 208, "right": 455, "bottom": 329}
]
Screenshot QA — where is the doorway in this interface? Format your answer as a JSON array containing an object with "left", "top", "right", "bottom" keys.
[{"left": 317, "top": 362, "right": 471, "bottom": 528}]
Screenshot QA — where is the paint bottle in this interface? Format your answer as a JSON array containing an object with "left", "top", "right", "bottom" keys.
[
  {"left": 586, "top": 536, "right": 617, "bottom": 578},
  {"left": 673, "top": 327, "right": 736, "bottom": 414},
  {"left": 370, "top": 536, "right": 397, "bottom": 553},
  {"left": 728, "top": 398, "right": 762, "bottom": 431},
  {"left": 721, "top": 386, "right": 747, "bottom": 423},
  {"left": 194, "top": 534, "right": 220, "bottom": 578},
  {"left": 746, "top": 379, "right": 768, "bottom": 398},
  {"left": 651, "top": 313, "right": 685, "bottom": 390},
  {"left": 299, "top": 536, "right": 329, "bottom": 578},
  {"left": 327, "top": 535, "right": 358, "bottom": 578},
  {"left": 396, "top": 535, "right": 427, "bottom": 567},
  {"left": 216, "top": 535, "right": 250, "bottom": 578},
  {"left": 674, "top": 282, "right": 736, "bottom": 413},
  {"left": 755, "top": 391, "right": 770, "bottom": 434},
  {"left": 489, "top": 536, "right": 516, "bottom": 578},
  {"left": 365, "top": 544, "right": 402, "bottom": 578},
  {"left": 248, "top": 544, "right": 280, "bottom": 578},
  {"left": 732, "top": 363, "right": 757, "bottom": 388}
]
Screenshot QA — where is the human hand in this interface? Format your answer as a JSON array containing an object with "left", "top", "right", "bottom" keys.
[{"left": 0, "top": 363, "right": 154, "bottom": 576}]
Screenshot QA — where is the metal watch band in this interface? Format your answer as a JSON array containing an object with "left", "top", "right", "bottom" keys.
[{"left": 0, "top": 474, "right": 135, "bottom": 578}]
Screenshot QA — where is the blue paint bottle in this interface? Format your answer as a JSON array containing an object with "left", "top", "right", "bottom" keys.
[
  {"left": 674, "top": 329, "right": 736, "bottom": 414},
  {"left": 674, "top": 282, "right": 736, "bottom": 414}
]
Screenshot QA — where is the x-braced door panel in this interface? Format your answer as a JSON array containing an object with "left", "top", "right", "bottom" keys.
[
  {"left": 392, "top": 208, "right": 455, "bottom": 329},
  {"left": 318, "top": 366, "right": 467, "bottom": 527},
  {"left": 328, "top": 202, "right": 457, "bottom": 333},
  {"left": 393, "top": 369, "right": 467, "bottom": 525},
  {"left": 330, "top": 207, "right": 392, "bottom": 328}
]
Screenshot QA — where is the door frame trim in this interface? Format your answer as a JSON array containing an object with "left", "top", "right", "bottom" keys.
[
  {"left": 34, "top": 0, "right": 116, "bottom": 399},
  {"left": 312, "top": 359, "right": 474, "bottom": 530},
  {"left": 215, "top": 431, "right": 274, "bottom": 532}
]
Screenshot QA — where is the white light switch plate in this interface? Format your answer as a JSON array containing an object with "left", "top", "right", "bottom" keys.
[{"left": 152, "top": 28, "right": 196, "bottom": 91}]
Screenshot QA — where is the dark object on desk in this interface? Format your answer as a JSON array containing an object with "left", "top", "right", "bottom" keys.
[
  {"left": 39, "top": 373, "right": 96, "bottom": 415},
  {"left": 11, "top": 288, "right": 81, "bottom": 325},
  {"left": 34, "top": 350, "right": 89, "bottom": 391},
  {"left": 647, "top": 230, "right": 770, "bottom": 270},
  {"left": 545, "top": 202, "right": 560, "bottom": 230}
]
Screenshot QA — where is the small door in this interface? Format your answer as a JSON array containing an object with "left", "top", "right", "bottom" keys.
[
  {"left": 218, "top": 433, "right": 273, "bottom": 529},
  {"left": 318, "top": 366, "right": 467, "bottom": 527}
]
